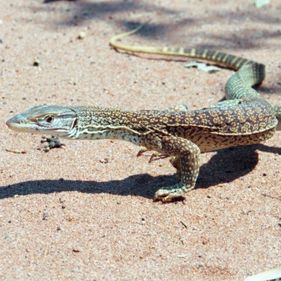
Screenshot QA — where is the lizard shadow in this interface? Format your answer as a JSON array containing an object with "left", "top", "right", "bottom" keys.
[
  {"left": 1, "top": 144, "right": 280, "bottom": 200},
  {"left": 197, "top": 145, "right": 259, "bottom": 188},
  {"left": 198, "top": 143, "right": 281, "bottom": 188}
]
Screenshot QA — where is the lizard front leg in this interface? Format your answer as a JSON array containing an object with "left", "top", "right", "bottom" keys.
[
  {"left": 154, "top": 135, "right": 200, "bottom": 202},
  {"left": 40, "top": 136, "right": 64, "bottom": 152}
]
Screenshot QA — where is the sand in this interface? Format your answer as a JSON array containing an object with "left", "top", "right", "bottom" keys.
[{"left": 0, "top": 0, "right": 281, "bottom": 280}]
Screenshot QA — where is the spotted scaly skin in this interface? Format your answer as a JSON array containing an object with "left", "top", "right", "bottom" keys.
[{"left": 6, "top": 25, "right": 281, "bottom": 202}]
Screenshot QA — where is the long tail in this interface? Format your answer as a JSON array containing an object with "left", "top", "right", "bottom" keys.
[
  {"left": 109, "top": 24, "right": 263, "bottom": 72},
  {"left": 110, "top": 24, "right": 281, "bottom": 129}
]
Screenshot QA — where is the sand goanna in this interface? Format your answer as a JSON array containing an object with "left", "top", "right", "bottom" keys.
[{"left": 6, "top": 24, "right": 281, "bottom": 202}]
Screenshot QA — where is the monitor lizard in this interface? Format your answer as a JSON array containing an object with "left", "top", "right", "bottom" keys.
[{"left": 6, "top": 24, "right": 281, "bottom": 202}]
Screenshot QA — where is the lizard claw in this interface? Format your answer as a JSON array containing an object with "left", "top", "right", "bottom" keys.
[
  {"left": 136, "top": 148, "right": 149, "bottom": 157},
  {"left": 137, "top": 149, "right": 168, "bottom": 163},
  {"left": 148, "top": 153, "right": 168, "bottom": 163}
]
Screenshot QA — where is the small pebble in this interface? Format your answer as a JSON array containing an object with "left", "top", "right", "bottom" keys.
[
  {"left": 99, "top": 158, "right": 109, "bottom": 164},
  {"left": 42, "top": 211, "right": 49, "bottom": 221},
  {"left": 77, "top": 31, "right": 86, "bottom": 40},
  {"left": 72, "top": 248, "right": 80, "bottom": 253},
  {"left": 33, "top": 59, "right": 40, "bottom": 67}
]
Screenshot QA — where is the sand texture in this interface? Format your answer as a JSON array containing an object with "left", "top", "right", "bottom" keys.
[{"left": 0, "top": 0, "right": 281, "bottom": 280}]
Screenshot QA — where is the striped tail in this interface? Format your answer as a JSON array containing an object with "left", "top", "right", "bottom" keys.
[
  {"left": 109, "top": 23, "right": 266, "bottom": 100},
  {"left": 109, "top": 24, "right": 264, "bottom": 71}
]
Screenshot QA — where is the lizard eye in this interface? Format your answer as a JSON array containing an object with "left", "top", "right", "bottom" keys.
[{"left": 44, "top": 115, "right": 54, "bottom": 123}]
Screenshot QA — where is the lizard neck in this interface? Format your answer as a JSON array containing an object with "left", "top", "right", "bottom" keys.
[{"left": 72, "top": 107, "right": 156, "bottom": 144}]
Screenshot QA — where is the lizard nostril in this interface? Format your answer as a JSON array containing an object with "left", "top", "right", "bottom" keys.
[{"left": 6, "top": 115, "right": 22, "bottom": 128}]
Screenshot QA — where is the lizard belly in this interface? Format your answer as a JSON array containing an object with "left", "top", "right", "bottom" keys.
[{"left": 187, "top": 127, "right": 276, "bottom": 152}]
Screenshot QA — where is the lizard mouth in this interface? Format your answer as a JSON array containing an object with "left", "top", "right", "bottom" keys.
[
  {"left": 6, "top": 114, "right": 28, "bottom": 131},
  {"left": 6, "top": 114, "right": 59, "bottom": 133},
  {"left": 6, "top": 105, "right": 79, "bottom": 137}
]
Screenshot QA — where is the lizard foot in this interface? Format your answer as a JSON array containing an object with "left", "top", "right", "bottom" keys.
[
  {"left": 39, "top": 136, "right": 64, "bottom": 152},
  {"left": 154, "top": 184, "right": 187, "bottom": 203}
]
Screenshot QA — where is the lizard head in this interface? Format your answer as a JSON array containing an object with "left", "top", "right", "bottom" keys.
[{"left": 6, "top": 105, "right": 78, "bottom": 138}]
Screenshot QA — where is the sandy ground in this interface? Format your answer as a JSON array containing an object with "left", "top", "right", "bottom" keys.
[{"left": 0, "top": 0, "right": 281, "bottom": 280}]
